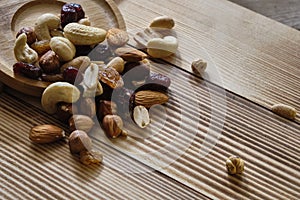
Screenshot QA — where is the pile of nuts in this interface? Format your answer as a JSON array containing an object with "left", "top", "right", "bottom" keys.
[{"left": 15, "top": 3, "right": 177, "bottom": 165}]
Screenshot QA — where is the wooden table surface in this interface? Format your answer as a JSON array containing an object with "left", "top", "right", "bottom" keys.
[{"left": 1, "top": 0, "right": 300, "bottom": 200}]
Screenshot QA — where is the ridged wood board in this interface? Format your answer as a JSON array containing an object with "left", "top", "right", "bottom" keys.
[
  {"left": 117, "top": 0, "right": 300, "bottom": 120},
  {"left": 0, "top": 0, "right": 126, "bottom": 97},
  {"left": 0, "top": 92, "right": 207, "bottom": 200}
]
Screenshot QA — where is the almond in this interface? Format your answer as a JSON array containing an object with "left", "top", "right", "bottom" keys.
[
  {"left": 106, "top": 28, "right": 129, "bottom": 47},
  {"left": 115, "top": 47, "right": 148, "bottom": 62},
  {"left": 29, "top": 125, "right": 65, "bottom": 144},
  {"left": 134, "top": 90, "right": 169, "bottom": 108}
]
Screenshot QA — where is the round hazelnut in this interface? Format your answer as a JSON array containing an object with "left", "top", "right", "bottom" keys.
[
  {"left": 16, "top": 27, "right": 37, "bottom": 45},
  {"left": 68, "top": 130, "right": 92, "bottom": 154},
  {"left": 102, "top": 115, "right": 123, "bottom": 139},
  {"left": 39, "top": 50, "right": 60, "bottom": 74}
]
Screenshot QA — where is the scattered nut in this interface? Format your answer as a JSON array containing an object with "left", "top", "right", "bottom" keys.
[
  {"left": 41, "top": 82, "right": 81, "bottom": 114},
  {"left": 150, "top": 16, "right": 175, "bottom": 29},
  {"left": 60, "top": 56, "right": 91, "bottom": 73},
  {"left": 97, "top": 100, "right": 117, "bottom": 120},
  {"left": 80, "top": 98, "right": 96, "bottom": 118},
  {"left": 147, "top": 36, "right": 178, "bottom": 58},
  {"left": 50, "top": 37, "right": 76, "bottom": 62},
  {"left": 102, "top": 115, "right": 124, "bottom": 138},
  {"left": 134, "top": 90, "right": 169, "bottom": 108},
  {"left": 80, "top": 150, "right": 103, "bottom": 165},
  {"left": 106, "top": 57, "right": 125, "bottom": 74},
  {"left": 133, "top": 106, "right": 150, "bottom": 128},
  {"left": 191, "top": 59, "right": 207, "bottom": 75},
  {"left": 134, "top": 28, "right": 163, "bottom": 48},
  {"left": 14, "top": 33, "right": 38, "bottom": 64},
  {"left": 271, "top": 104, "right": 297, "bottom": 120},
  {"left": 69, "top": 114, "right": 95, "bottom": 133},
  {"left": 29, "top": 124, "right": 65, "bottom": 144},
  {"left": 39, "top": 50, "right": 60, "bottom": 73},
  {"left": 63, "top": 23, "right": 107, "bottom": 45},
  {"left": 99, "top": 67, "right": 124, "bottom": 89},
  {"left": 106, "top": 28, "right": 129, "bottom": 47},
  {"left": 115, "top": 47, "right": 148, "bottom": 62},
  {"left": 226, "top": 156, "right": 245, "bottom": 175},
  {"left": 31, "top": 40, "right": 51, "bottom": 55},
  {"left": 69, "top": 130, "right": 92, "bottom": 154},
  {"left": 41, "top": 73, "right": 64, "bottom": 82},
  {"left": 78, "top": 17, "right": 91, "bottom": 26},
  {"left": 34, "top": 13, "right": 60, "bottom": 41},
  {"left": 16, "top": 27, "right": 37, "bottom": 45}
]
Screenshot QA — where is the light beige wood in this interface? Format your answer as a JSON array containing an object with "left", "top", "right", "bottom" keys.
[
  {"left": 116, "top": 0, "right": 300, "bottom": 118},
  {"left": 0, "top": 0, "right": 126, "bottom": 97}
]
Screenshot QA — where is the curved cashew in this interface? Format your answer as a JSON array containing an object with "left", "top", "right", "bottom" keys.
[
  {"left": 14, "top": 33, "right": 38, "bottom": 63},
  {"left": 147, "top": 36, "right": 178, "bottom": 58},
  {"left": 41, "top": 82, "right": 81, "bottom": 114},
  {"left": 50, "top": 37, "right": 76, "bottom": 62},
  {"left": 35, "top": 13, "right": 60, "bottom": 41}
]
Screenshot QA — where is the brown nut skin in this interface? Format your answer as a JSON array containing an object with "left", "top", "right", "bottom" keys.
[
  {"left": 16, "top": 27, "right": 37, "bottom": 45},
  {"left": 80, "top": 150, "right": 103, "bottom": 165},
  {"left": 69, "top": 115, "right": 95, "bottom": 133},
  {"left": 102, "top": 115, "right": 123, "bottom": 139},
  {"left": 106, "top": 28, "right": 129, "bottom": 47},
  {"left": 56, "top": 103, "right": 78, "bottom": 123},
  {"left": 97, "top": 100, "right": 117, "bottom": 121},
  {"left": 80, "top": 97, "right": 96, "bottom": 118},
  {"left": 31, "top": 40, "right": 51, "bottom": 55},
  {"left": 41, "top": 73, "right": 64, "bottom": 82},
  {"left": 115, "top": 47, "right": 148, "bottom": 62},
  {"left": 39, "top": 50, "right": 61, "bottom": 73},
  {"left": 69, "top": 130, "right": 92, "bottom": 154},
  {"left": 29, "top": 125, "right": 65, "bottom": 144}
]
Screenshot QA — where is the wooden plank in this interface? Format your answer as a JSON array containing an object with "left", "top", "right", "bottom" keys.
[
  {"left": 229, "top": 0, "right": 300, "bottom": 30},
  {"left": 116, "top": 0, "right": 300, "bottom": 119},
  {"left": 0, "top": 92, "right": 207, "bottom": 200}
]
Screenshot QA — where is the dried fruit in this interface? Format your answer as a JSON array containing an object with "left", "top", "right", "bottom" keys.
[
  {"left": 16, "top": 27, "right": 36, "bottom": 45},
  {"left": 80, "top": 150, "right": 103, "bottom": 165},
  {"left": 99, "top": 67, "right": 124, "bottom": 89},
  {"left": 115, "top": 47, "right": 148, "bottom": 62},
  {"left": 41, "top": 73, "right": 64, "bottom": 82},
  {"left": 123, "top": 60, "right": 151, "bottom": 82},
  {"left": 69, "top": 114, "right": 95, "bottom": 132},
  {"left": 114, "top": 88, "right": 135, "bottom": 116},
  {"left": 97, "top": 100, "right": 117, "bottom": 121},
  {"left": 226, "top": 156, "right": 245, "bottom": 175},
  {"left": 63, "top": 66, "right": 83, "bottom": 84},
  {"left": 13, "top": 62, "right": 42, "bottom": 79},
  {"left": 139, "top": 72, "right": 171, "bottom": 91},
  {"left": 61, "top": 3, "right": 85, "bottom": 27},
  {"left": 68, "top": 130, "right": 92, "bottom": 154},
  {"left": 29, "top": 125, "right": 65, "bottom": 144},
  {"left": 271, "top": 104, "right": 297, "bottom": 120},
  {"left": 39, "top": 50, "right": 60, "bottom": 73},
  {"left": 134, "top": 90, "right": 169, "bottom": 108},
  {"left": 106, "top": 28, "right": 129, "bottom": 47},
  {"left": 133, "top": 106, "right": 150, "bottom": 128},
  {"left": 102, "top": 115, "right": 124, "bottom": 138}
]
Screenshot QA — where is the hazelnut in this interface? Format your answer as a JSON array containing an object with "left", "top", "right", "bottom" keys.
[
  {"left": 16, "top": 27, "right": 37, "bottom": 45},
  {"left": 97, "top": 100, "right": 117, "bottom": 121},
  {"left": 79, "top": 150, "right": 103, "bottom": 165},
  {"left": 226, "top": 156, "right": 245, "bottom": 175},
  {"left": 39, "top": 50, "right": 60, "bottom": 73},
  {"left": 69, "top": 130, "right": 92, "bottom": 154},
  {"left": 69, "top": 115, "right": 95, "bottom": 133},
  {"left": 102, "top": 115, "right": 123, "bottom": 138},
  {"left": 80, "top": 98, "right": 96, "bottom": 118}
]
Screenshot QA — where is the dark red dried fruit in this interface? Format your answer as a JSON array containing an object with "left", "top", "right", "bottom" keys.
[
  {"left": 13, "top": 62, "right": 42, "bottom": 79},
  {"left": 112, "top": 88, "right": 135, "bottom": 118},
  {"left": 16, "top": 27, "right": 36, "bottom": 45},
  {"left": 137, "top": 72, "right": 171, "bottom": 91},
  {"left": 75, "top": 45, "right": 93, "bottom": 57},
  {"left": 63, "top": 66, "right": 83, "bottom": 84},
  {"left": 61, "top": 3, "right": 85, "bottom": 27}
]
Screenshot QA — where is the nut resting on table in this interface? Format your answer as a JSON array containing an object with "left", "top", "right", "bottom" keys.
[{"left": 19, "top": 3, "right": 175, "bottom": 166}]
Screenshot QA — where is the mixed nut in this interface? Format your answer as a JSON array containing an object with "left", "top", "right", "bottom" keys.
[{"left": 18, "top": 3, "right": 174, "bottom": 165}]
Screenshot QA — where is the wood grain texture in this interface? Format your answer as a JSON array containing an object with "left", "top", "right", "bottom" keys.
[
  {"left": 229, "top": 0, "right": 300, "bottom": 30},
  {"left": 0, "top": 0, "right": 126, "bottom": 97},
  {"left": 117, "top": 0, "right": 300, "bottom": 119}
]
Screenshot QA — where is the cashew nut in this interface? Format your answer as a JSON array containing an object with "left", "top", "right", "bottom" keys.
[
  {"left": 50, "top": 37, "right": 76, "bottom": 62},
  {"left": 147, "top": 36, "right": 178, "bottom": 58},
  {"left": 41, "top": 82, "right": 81, "bottom": 114},
  {"left": 14, "top": 33, "right": 38, "bottom": 63},
  {"left": 34, "top": 13, "right": 60, "bottom": 41}
]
